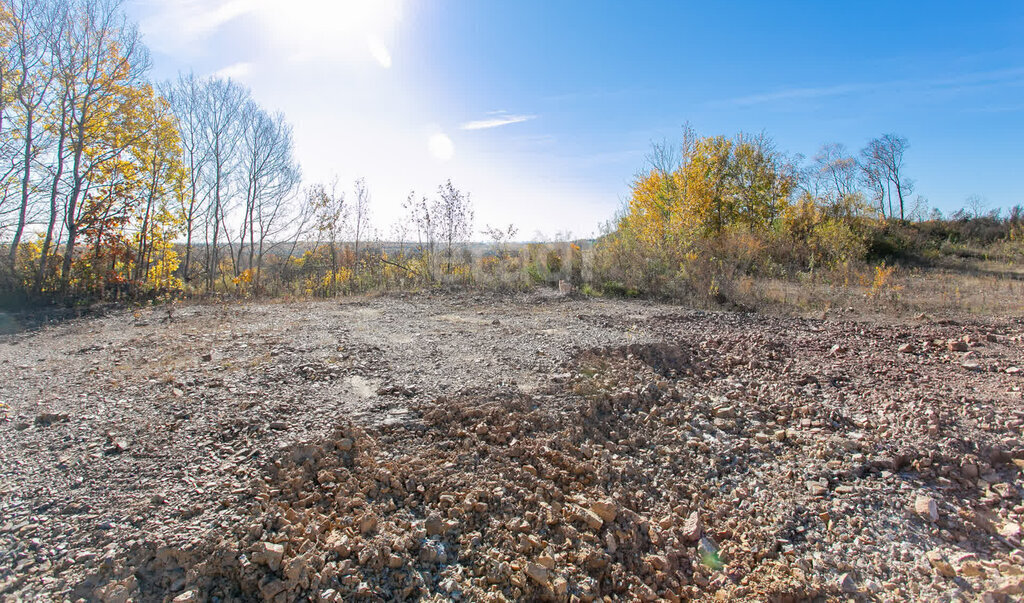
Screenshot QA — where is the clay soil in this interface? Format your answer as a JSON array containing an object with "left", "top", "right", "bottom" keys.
[{"left": 2, "top": 292, "right": 1023, "bottom": 601}]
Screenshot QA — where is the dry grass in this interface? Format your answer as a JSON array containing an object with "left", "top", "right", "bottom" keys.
[
  {"left": 738, "top": 260, "right": 1024, "bottom": 319},
  {"left": 892, "top": 264, "right": 1024, "bottom": 317}
]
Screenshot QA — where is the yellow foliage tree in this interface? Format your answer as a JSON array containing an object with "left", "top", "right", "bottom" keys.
[
  {"left": 76, "top": 76, "right": 186, "bottom": 296},
  {"left": 144, "top": 201, "right": 183, "bottom": 291},
  {"left": 617, "top": 130, "right": 796, "bottom": 263}
]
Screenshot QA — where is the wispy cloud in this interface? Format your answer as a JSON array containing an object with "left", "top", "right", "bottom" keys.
[
  {"left": 726, "top": 83, "right": 871, "bottom": 106},
  {"left": 212, "top": 62, "right": 253, "bottom": 81},
  {"left": 366, "top": 34, "right": 392, "bottom": 68},
  {"left": 543, "top": 87, "right": 656, "bottom": 104},
  {"left": 718, "top": 67, "right": 1024, "bottom": 107},
  {"left": 136, "top": 0, "right": 255, "bottom": 55},
  {"left": 963, "top": 103, "right": 1024, "bottom": 114},
  {"left": 460, "top": 113, "right": 537, "bottom": 130},
  {"left": 184, "top": 0, "right": 254, "bottom": 36}
]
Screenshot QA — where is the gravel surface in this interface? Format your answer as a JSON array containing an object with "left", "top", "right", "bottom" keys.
[{"left": 1, "top": 292, "right": 1023, "bottom": 601}]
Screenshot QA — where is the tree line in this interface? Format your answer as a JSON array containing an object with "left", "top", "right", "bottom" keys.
[
  {"left": 0, "top": 0, "right": 170, "bottom": 298},
  {"left": 804, "top": 134, "right": 914, "bottom": 221},
  {"left": 0, "top": 0, "right": 482, "bottom": 304},
  {"left": 1, "top": 0, "right": 1019, "bottom": 307},
  {"left": 597, "top": 124, "right": 1022, "bottom": 301}
]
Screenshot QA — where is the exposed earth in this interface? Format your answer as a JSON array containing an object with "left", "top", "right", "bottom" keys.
[{"left": 1, "top": 292, "right": 1023, "bottom": 601}]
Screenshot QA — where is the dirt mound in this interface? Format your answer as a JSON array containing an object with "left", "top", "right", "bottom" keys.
[
  {"left": 80, "top": 348, "right": 823, "bottom": 601},
  {"left": 574, "top": 343, "right": 701, "bottom": 379}
]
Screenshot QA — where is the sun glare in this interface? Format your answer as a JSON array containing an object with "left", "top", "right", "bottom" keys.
[{"left": 252, "top": 0, "right": 402, "bottom": 66}]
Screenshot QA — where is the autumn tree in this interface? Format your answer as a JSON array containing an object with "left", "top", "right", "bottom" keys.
[
  {"left": 53, "top": 0, "right": 152, "bottom": 289},
  {"left": 623, "top": 129, "right": 795, "bottom": 245},
  {"left": 0, "top": 0, "right": 307, "bottom": 301},
  {"left": 126, "top": 88, "right": 185, "bottom": 289},
  {"left": 404, "top": 190, "right": 437, "bottom": 280},
  {"left": 305, "top": 178, "right": 347, "bottom": 295},
  {"left": 730, "top": 133, "right": 794, "bottom": 230}
]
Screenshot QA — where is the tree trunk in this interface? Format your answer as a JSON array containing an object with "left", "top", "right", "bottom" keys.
[
  {"left": 209, "top": 162, "right": 222, "bottom": 291},
  {"left": 37, "top": 119, "right": 67, "bottom": 293},
  {"left": 183, "top": 158, "right": 199, "bottom": 283},
  {"left": 896, "top": 184, "right": 905, "bottom": 221},
  {"left": 60, "top": 141, "right": 88, "bottom": 290},
  {"left": 9, "top": 113, "right": 34, "bottom": 264}
]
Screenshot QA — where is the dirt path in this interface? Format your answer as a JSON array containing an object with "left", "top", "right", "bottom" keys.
[{"left": 1, "top": 293, "right": 1023, "bottom": 601}]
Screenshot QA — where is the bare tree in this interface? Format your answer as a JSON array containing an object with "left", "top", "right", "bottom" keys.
[
  {"left": 389, "top": 219, "right": 410, "bottom": 257},
  {"left": 812, "top": 143, "right": 858, "bottom": 204},
  {"left": 164, "top": 71, "right": 208, "bottom": 283},
  {"left": 247, "top": 110, "right": 300, "bottom": 290},
  {"left": 0, "top": 4, "right": 19, "bottom": 232},
  {"left": 5, "top": 0, "right": 57, "bottom": 264},
  {"left": 236, "top": 102, "right": 299, "bottom": 279},
  {"left": 199, "top": 76, "right": 247, "bottom": 289},
  {"left": 480, "top": 222, "right": 517, "bottom": 285},
  {"left": 404, "top": 190, "right": 437, "bottom": 280},
  {"left": 482, "top": 223, "right": 518, "bottom": 258},
  {"left": 861, "top": 134, "right": 913, "bottom": 221},
  {"left": 351, "top": 177, "right": 370, "bottom": 272},
  {"left": 858, "top": 153, "right": 887, "bottom": 218},
  {"left": 907, "top": 195, "right": 930, "bottom": 222},
  {"left": 166, "top": 73, "right": 296, "bottom": 291},
  {"left": 645, "top": 138, "right": 680, "bottom": 178},
  {"left": 965, "top": 194, "right": 988, "bottom": 219},
  {"left": 436, "top": 179, "right": 473, "bottom": 276}
]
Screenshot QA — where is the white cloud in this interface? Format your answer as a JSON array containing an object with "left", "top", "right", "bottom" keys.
[
  {"left": 366, "top": 35, "right": 392, "bottom": 69},
  {"left": 428, "top": 133, "right": 455, "bottom": 162},
  {"left": 460, "top": 113, "right": 537, "bottom": 130},
  {"left": 190, "top": 0, "right": 254, "bottom": 34},
  {"left": 134, "top": 0, "right": 256, "bottom": 57},
  {"left": 212, "top": 62, "right": 253, "bottom": 81}
]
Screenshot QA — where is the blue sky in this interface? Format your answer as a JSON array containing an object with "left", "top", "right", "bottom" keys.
[{"left": 128, "top": 1, "right": 1024, "bottom": 238}]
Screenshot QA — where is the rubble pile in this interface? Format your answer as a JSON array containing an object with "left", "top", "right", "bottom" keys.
[
  {"left": 1, "top": 295, "right": 1022, "bottom": 601},
  {"left": 84, "top": 339, "right": 1024, "bottom": 601}
]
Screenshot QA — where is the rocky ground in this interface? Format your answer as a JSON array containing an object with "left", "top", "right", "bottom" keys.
[{"left": 1, "top": 291, "right": 1023, "bottom": 602}]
